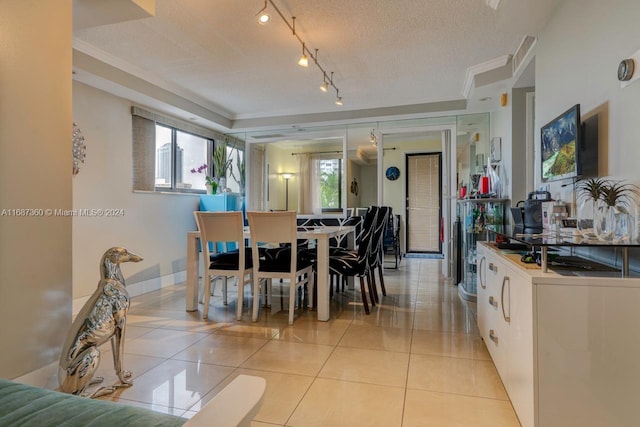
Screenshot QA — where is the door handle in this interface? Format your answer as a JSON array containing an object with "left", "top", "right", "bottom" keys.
[
  {"left": 501, "top": 276, "right": 511, "bottom": 322},
  {"left": 489, "top": 329, "right": 499, "bottom": 344},
  {"left": 479, "top": 257, "right": 486, "bottom": 289}
]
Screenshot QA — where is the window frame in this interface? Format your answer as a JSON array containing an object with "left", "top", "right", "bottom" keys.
[
  {"left": 319, "top": 157, "right": 343, "bottom": 212},
  {"left": 153, "top": 123, "right": 213, "bottom": 194}
]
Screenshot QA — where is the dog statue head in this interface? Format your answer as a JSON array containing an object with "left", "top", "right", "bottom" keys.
[{"left": 100, "top": 247, "right": 143, "bottom": 285}]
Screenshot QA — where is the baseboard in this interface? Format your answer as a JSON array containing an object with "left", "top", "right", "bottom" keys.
[
  {"left": 72, "top": 270, "right": 186, "bottom": 316},
  {"left": 13, "top": 361, "right": 59, "bottom": 389}
]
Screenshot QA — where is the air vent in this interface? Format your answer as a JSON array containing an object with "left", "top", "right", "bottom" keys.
[
  {"left": 513, "top": 36, "right": 537, "bottom": 76},
  {"left": 251, "top": 134, "right": 287, "bottom": 139}
]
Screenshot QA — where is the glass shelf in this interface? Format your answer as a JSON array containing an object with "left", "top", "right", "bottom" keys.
[
  {"left": 456, "top": 198, "right": 509, "bottom": 301},
  {"left": 490, "top": 227, "right": 640, "bottom": 277}
]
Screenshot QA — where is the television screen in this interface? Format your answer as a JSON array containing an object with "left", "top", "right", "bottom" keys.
[{"left": 541, "top": 104, "right": 580, "bottom": 182}]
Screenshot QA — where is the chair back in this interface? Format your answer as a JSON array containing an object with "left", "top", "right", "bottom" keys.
[
  {"left": 356, "top": 206, "right": 380, "bottom": 262},
  {"left": 247, "top": 211, "right": 299, "bottom": 273},
  {"left": 194, "top": 211, "right": 245, "bottom": 254},
  {"left": 370, "top": 206, "right": 391, "bottom": 266},
  {"left": 247, "top": 211, "right": 297, "bottom": 245}
]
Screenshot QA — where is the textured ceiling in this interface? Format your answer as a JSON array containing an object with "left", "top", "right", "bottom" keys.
[{"left": 73, "top": 0, "right": 560, "bottom": 128}]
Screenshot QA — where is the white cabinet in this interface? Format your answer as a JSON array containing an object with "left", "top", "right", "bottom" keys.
[
  {"left": 476, "top": 242, "right": 640, "bottom": 427},
  {"left": 476, "top": 243, "right": 534, "bottom": 427}
]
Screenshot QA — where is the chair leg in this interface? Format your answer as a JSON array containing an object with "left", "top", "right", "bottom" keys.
[
  {"left": 252, "top": 277, "right": 261, "bottom": 322},
  {"left": 368, "top": 270, "right": 379, "bottom": 304},
  {"left": 288, "top": 276, "right": 296, "bottom": 325},
  {"left": 236, "top": 273, "right": 243, "bottom": 321},
  {"left": 203, "top": 273, "right": 212, "bottom": 319},
  {"left": 377, "top": 265, "right": 387, "bottom": 296},
  {"left": 222, "top": 276, "right": 228, "bottom": 305},
  {"left": 358, "top": 275, "right": 370, "bottom": 315}
]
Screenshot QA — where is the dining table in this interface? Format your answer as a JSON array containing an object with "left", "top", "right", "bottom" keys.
[{"left": 186, "top": 225, "right": 355, "bottom": 321}]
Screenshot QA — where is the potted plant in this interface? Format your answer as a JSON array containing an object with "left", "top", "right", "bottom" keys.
[
  {"left": 594, "top": 180, "right": 637, "bottom": 241},
  {"left": 575, "top": 177, "right": 608, "bottom": 238},
  {"left": 191, "top": 163, "right": 218, "bottom": 194},
  {"left": 212, "top": 140, "right": 233, "bottom": 193},
  {"left": 234, "top": 155, "right": 245, "bottom": 194}
]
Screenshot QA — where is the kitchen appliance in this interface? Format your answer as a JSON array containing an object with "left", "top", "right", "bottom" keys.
[{"left": 524, "top": 191, "right": 552, "bottom": 230}]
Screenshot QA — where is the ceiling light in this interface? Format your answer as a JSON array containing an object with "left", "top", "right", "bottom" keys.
[
  {"left": 320, "top": 72, "right": 329, "bottom": 92},
  {"left": 257, "top": 0, "right": 344, "bottom": 105},
  {"left": 298, "top": 43, "right": 309, "bottom": 67},
  {"left": 256, "top": 0, "right": 270, "bottom": 24}
]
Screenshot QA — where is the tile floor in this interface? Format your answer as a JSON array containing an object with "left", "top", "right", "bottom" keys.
[{"left": 91, "top": 258, "right": 521, "bottom": 426}]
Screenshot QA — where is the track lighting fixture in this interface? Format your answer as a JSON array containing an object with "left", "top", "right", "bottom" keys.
[
  {"left": 298, "top": 43, "right": 309, "bottom": 67},
  {"left": 257, "top": 0, "right": 343, "bottom": 106},
  {"left": 256, "top": 0, "right": 270, "bottom": 24},
  {"left": 320, "top": 71, "right": 331, "bottom": 92},
  {"left": 370, "top": 129, "right": 377, "bottom": 147}
]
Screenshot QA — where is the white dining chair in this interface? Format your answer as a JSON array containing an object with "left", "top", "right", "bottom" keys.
[
  {"left": 247, "top": 211, "right": 314, "bottom": 325},
  {"left": 194, "top": 211, "right": 253, "bottom": 320}
]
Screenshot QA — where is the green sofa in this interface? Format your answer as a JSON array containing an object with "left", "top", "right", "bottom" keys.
[{"left": 0, "top": 375, "right": 266, "bottom": 427}]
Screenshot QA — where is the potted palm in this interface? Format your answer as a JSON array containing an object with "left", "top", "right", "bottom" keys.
[
  {"left": 212, "top": 140, "right": 233, "bottom": 193},
  {"left": 234, "top": 155, "right": 245, "bottom": 194}
]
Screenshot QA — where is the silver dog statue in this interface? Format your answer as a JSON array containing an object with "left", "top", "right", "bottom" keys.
[{"left": 58, "top": 247, "right": 142, "bottom": 398}]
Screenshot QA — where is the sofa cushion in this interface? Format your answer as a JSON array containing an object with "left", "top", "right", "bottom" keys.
[{"left": 0, "top": 379, "right": 186, "bottom": 427}]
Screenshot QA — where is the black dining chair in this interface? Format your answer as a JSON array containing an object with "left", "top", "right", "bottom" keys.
[
  {"left": 328, "top": 206, "right": 379, "bottom": 314},
  {"left": 367, "top": 206, "right": 391, "bottom": 303}
]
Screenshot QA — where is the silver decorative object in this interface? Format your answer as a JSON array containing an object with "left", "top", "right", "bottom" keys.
[
  {"left": 72, "top": 122, "right": 86, "bottom": 176},
  {"left": 58, "top": 247, "right": 142, "bottom": 398}
]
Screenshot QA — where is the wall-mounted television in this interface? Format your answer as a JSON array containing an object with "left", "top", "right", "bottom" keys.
[{"left": 541, "top": 104, "right": 580, "bottom": 182}]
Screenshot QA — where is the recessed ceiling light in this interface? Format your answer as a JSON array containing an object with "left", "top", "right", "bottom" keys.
[{"left": 479, "top": 97, "right": 492, "bottom": 102}]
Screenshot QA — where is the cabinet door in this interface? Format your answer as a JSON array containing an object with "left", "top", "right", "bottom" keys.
[
  {"left": 483, "top": 253, "right": 508, "bottom": 379},
  {"left": 476, "top": 245, "right": 488, "bottom": 336},
  {"left": 537, "top": 284, "right": 640, "bottom": 427},
  {"left": 503, "top": 264, "right": 534, "bottom": 427}
]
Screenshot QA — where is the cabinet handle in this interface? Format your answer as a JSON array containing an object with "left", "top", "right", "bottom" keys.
[
  {"left": 479, "top": 257, "right": 486, "bottom": 289},
  {"left": 489, "top": 296, "right": 498, "bottom": 308},
  {"left": 489, "top": 262, "right": 497, "bottom": 273},
  {"left": 501, "top": 276, "right": 511, "bottom": 323},
  {"left": 489, "top": 329, "right": 499, "bottom": 344}
]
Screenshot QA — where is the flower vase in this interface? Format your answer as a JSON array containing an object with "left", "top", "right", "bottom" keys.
[
  {"left": 217, "top": 177, "right": 227, "bottom": 194},
  {"left": 205, "top": 184, "right": 214, "bottom": 195}
]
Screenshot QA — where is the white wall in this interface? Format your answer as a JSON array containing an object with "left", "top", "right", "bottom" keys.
[
  {"left": 533, "top": 0, "right": 640, "bottom": 268},
  {"left": 0, "top": 1, "right": 72, "bottom": 379},
  {"left": 382, "top": 139, "right": 442, "bottom": 252},
  {"left": 346, "top": 160, "right": 362, "bottom": 209},
  {"left": 72, "top": 82, "right": 200, "bottom": 300},
  {"left": 359, "top": 165, "right": 378, "bottom": 207},
  {"left": 536, "top": 0, "right": 640, "bottom": 200},
  {"left": 264, "top": 144, "right": 298, "bottom": 211}
]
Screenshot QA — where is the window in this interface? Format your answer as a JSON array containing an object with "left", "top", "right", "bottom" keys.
[
  {"left": 318, "top": 158, "right": 342, "bottom": 211},
  {"left": 227, "top": 148, "right": 245, "bottom": 193},
  {"left": 154, "top": 124, "right": 211, "bottom": 192},
  {"left": 131, "top": 107, "right": 245, "bottom": 194}
]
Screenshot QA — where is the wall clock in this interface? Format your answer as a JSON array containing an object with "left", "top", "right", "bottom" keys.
[{"left": 385, "top": 166, "right": 400, "bottom": 181}]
